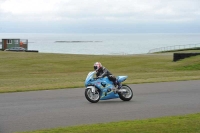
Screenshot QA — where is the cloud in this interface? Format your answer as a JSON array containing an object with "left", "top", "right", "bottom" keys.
[
  {"left": 0, "top": 0, "right": 200, "bottom": 22},
  {"left": 0, "top": 0, "right": 200, "bottom": 33}
]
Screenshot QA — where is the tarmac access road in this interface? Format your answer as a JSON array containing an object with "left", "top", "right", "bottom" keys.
[{"left": 0, "top": 80, "right": 200, "bottom": 133}]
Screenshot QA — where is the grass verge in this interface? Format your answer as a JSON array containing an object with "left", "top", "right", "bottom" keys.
[
  {"left": 19, "top": 113, "right": 200, "bottom": 133},
  {"left": 0, "top": 52, "right": 200, "bottom": 93}
]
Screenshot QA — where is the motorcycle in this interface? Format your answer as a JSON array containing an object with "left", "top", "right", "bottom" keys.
[{"left": 84, "top": 71, "right": 133, "bottom": 103}]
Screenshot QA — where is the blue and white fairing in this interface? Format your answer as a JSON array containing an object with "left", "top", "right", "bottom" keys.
[
  {"left": 85, "top": 71, "right": 128, "bottom": 100},
  {"left": 117, "top": 76, "right": 128, "bottom": 83}
]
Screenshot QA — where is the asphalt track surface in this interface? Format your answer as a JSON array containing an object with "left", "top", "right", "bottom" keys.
[{"left": 0, "top": 80, "right": 200, "bottom": 133}]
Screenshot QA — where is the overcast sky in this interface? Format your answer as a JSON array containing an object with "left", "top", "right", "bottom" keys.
[{"left": 0, "top": 0, "right": 200, "bottom": 33}]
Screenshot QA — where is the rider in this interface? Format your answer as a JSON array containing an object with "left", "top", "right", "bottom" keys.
[{"left": 93, "top": 62, "right": 121, "bottom": 89}]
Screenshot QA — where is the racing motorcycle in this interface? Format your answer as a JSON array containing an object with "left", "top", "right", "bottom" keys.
[{"left": 84, "top": 71, "right": 133, "bottom": 103}]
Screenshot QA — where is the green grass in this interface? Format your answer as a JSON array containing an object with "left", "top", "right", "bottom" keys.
[
  {"left": 20, "top": 113, "right": 200, "bottom": 133},
  {"left": 0, "top": 51, "right": 200, "bottom": 93}
]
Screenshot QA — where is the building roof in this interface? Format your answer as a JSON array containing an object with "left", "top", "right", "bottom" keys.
[{"left": 2, "top": 38, "right": 20, "bottom": 40}]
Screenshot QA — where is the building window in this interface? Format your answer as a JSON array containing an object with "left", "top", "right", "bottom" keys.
[
  {"left": 14, "top": 40, "right": 19, "bottom": 44},
  {"left": 7, "top": 40, "right": 12, "bottom": 44}
]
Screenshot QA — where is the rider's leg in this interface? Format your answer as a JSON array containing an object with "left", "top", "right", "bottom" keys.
[
  {"left": 108, "top": 75, "right": 117, "bottom": 87},
  {"left": 108, "top": 75, "right": 122, "bottom": 89}
]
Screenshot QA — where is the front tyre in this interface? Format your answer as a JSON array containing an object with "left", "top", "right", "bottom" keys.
[
  {"left": 118, "top": 85, "right": 133, "bottom": 101},
  {"left": 85, "top": 88, "right": 100, "bottom": 103}
]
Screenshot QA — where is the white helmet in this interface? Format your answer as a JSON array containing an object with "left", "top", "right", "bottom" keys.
[{"left": 94, "top": 62, "right": 102, "bottom": 72}]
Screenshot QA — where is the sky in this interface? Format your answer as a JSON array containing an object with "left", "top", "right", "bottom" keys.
[{"left": 0, "top": 0, "right": 200, "bottom": 33}]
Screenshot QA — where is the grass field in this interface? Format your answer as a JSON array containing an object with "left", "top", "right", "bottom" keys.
[
  {"left": 20, "top": 113, "right": 200, "bottom": 133},
  {"left": 0, "top": 51, "right": 200, "bottom": 93}
]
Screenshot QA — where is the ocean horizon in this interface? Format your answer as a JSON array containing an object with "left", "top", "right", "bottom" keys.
[{"left": 0, "top": 33, "right": 200, "bottom": 55}]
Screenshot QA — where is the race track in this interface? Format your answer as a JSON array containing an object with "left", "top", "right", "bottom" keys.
[{"left": 0, "top": 80, "right": 200, "bottom": 133}]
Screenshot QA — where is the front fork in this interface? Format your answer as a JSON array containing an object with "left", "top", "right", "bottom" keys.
[{"left": 86, "top": 86, "right": 96, "bottom": 94}]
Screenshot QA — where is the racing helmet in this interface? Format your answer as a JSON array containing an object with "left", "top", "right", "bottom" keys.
[{"left": 94, "top": 62, "right": 102, "bottom": 72}]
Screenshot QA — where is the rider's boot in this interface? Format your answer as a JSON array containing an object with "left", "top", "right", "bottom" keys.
[
  {"left": 114, "top": 81, "right": 118, "bottom": 88},
  {"left": 112, "top": 81, "right": 121, "bottom": 93},
  {"left": 117, "top": 81, "right": 122, "bottom": 89}
]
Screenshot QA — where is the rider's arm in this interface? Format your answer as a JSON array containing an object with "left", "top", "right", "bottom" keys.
[
  {"left": 99, "top": 67, "right": 110, "bottom": 77},
  {"left": 96, "top": 72, "right": 100, "bottom": 77}
]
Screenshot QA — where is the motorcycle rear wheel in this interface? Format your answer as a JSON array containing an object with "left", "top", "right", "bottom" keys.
[
  {"left": 118, "top": 85, "right": 133, "bottom": 101},
  {"left": 85, "top": 88, "right": 100, "bottom": 103}
]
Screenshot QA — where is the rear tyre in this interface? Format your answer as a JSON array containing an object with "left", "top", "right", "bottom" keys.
[
  {"left": 118, "top": 85, "right": 133, "bottom": 101},
  {"left": 85, "top": 88, "right": 100, "bottom": 103}
]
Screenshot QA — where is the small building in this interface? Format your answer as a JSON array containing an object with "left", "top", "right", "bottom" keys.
[{"left": 2, "top": 38, "right": 28, "bottom": 50}]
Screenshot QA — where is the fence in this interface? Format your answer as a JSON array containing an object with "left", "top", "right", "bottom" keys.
[{"left": 148, "top": 43, "right": 200, "bottom": 53}]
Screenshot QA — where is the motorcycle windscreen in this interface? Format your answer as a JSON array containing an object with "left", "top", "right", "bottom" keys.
[{"left": 85, "top": 71, "right": 96, "bottom": 86}]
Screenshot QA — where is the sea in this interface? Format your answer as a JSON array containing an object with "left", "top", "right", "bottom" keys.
[{"left": 0, "top": 33, "right": 200, "bottom": 55}]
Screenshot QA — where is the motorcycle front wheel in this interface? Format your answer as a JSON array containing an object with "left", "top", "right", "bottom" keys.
[
  {"left": 118, "top": 85, "right": 133, "bottom": 101},
  {"left": 85, "top": 88, "right": 100, "bottom": 103}
]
